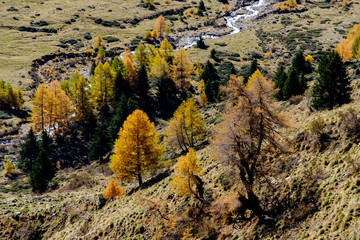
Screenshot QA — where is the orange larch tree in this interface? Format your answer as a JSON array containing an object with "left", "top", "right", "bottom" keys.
[{"left": 154, "top": 15, "right": 167, "bottom": 38}]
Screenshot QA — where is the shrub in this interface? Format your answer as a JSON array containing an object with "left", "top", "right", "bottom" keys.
[
  {"left": 103, "top": 179, "right": 124, "bottom": 200},
  {"left": 3, "top": 159, "right": 14, "bottom": 177},
  {"left": 275, "top": 0, "right": 298, "bottom": 11},
  {"left": 309, "top": 117, "right": 326, "bottom": 136},
  {"left": 66, "top": 173, "right": 97, "bottom": 190},
  {"left": 184, "top": 8, "right": 196, "bottom": 18}
]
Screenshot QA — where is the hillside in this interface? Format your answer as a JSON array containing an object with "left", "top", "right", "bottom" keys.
[{"left": 0, "top": 0, "right": 360, "bottom": 239}]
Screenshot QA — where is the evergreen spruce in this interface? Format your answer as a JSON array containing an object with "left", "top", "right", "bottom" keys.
[
  {"left": 18, "top": 129, "right": 39, "bottom": 172},
  {"left": 157, "top": 77, "right": 180, "bottom": 119},
  {"left": 30, "top": 149, "right": 55, "bottom": 193},
  {"left": 90, "top": 61, "right": 96, "bottom": 76},
  {"left": 210, "top": 48, "right": 219, "bottom": 61},
  {"left": 202, "top": 61, "right": 220, "bottom": 103},
  {"left": 108, "top": 95, "right": 137, "bottom": 141},
  {"left": 273, "top": 62, "right": 287, "bottom": 100},
  {"left": 292, "top": 50, "right": 312, "bottom": 75},
  {"left": 245, "top": 59, "right": 258, "bottom": 84},
  {"left": 311, "top": 51, "right": 351, "bottom": 110},
  {"left": 282, "top": 67, "right": 305, "bottom": 100},
  {"left": 197, "top": 0, "right": 206, "bottom": 15},
  {"left": 88, "top": 115, "right": 112, "bottom": 162},
  {"left": 137, "top": 65, "right": 151, "bottom": 114},
  {"left": 40, "top": 131, "right": 52, "bottom": 154},
  {"left": 113, "top": 70, "right": 131, "bottom": 105},
  {"left": 196, "top": 36, "right": 208, "bottom": 49}
]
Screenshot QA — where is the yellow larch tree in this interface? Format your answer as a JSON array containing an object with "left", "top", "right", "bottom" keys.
[
  {"left": 146, "top": 44, "right": 158, "bottom": 59},
  {"left": 275, "top": 0, "right": 298, "bottom": 11},
  {"left": 305, "top": 54, "right": 313, "bottom": 63},
  {"left": 336, "top": 24, "right": 360, "bottom": 61},
  {"left": 30, "top": 82, "right": 72, "bottom": 134},
  {"left": 159, "top": 38, "right": 174, "bottom": 58},
  {"left": 197, "top": 80, "right": 208, "bottom": 107},
  {"left": 94, "top": 35, "right": 103, "bottom": 50},
  {"left": 170, "top": 148, "right": 204, "bottom": 202},
  {"left": 171, "top": 49, "right": 192, "bottom": 97},
  {"left": 96, "top": 46, "right": 105, "bottom": 59},
  {"left": 46, "top": 81, "right": 72, "bottom": 133},
  {"left": 109, "top": 109, "right": 163, "bottom": 187},
  {"left": 134, "top": 43, "right": 150, "bottom": 70},
  {"left": 151, "top": 29, "right": 158, "bottom": 40},
  {"left": 150, "top": 53, "right": 169, "bottom": 79},
  {"left": 71, "top": 73, "right": 94, "bottom": 125},
  {"left": 4, "top": 159, "right": 15, "bottom": 177},
  {"left": 103, "top": 179, "right": 124, "bottom": 200},
  {"left": 30, "top": 84, "right": 47, "bottom": 132},
  {"left": 154, "top": 15, "right": 167, "bottom": 38},
  {"left": 193, "top": 60, "right": 204, "bottom": 79},
  {"left": 164, "top": 98, "right": 206, "bottom": 151},
  {"left": 90, "top": 62, "right": 115, "bottom": 111}
]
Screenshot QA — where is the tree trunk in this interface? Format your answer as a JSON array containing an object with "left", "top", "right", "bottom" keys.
[{"left": 137, "top": 173, "right": 143, "bottom": 188}]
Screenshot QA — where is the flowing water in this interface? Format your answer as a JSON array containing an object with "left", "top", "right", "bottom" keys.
[{"left": 181, "top": 0, "right": 267, "bottom": 49}]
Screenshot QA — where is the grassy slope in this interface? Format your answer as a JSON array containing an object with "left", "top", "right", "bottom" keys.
[{"left": 0, "top": 0, "right": 360, "bottom": 239}]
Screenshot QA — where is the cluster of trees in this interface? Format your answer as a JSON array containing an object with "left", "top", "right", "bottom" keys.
[
  {"left": 0, "top": 81, "right": 24, "bottom": 110},
  {"left": 105, "top": 44, "right": 354, "bottom": 217},
  {"left": 18, "top": 130, "right": 55, "bottom": 192},
  {"left": 144, "top": 15, "right": 168, "bottom": 41},
  {"left": 30, "top": 81, "right": 72, "bottom": 134},
  {"left": 20, "top": 21, "right": 354, "bottom": 203},
  {"left": 336, "top": 24, "right": 360, "bottom": 61},
  {"left": 108, "top": 97, "right": 206, "bottom": 188},
  {"left": 311, "top": 50, "right": 351, "bottom": 110},
  {"left": 273, "top": 50, "right": 312, "bottom": 100}
]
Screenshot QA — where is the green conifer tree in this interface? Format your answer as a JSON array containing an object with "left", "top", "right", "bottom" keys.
[
  {"left": 108, "top": 95, "right": 137, "bottom": 141},
  {"left": 137, "top": 65, "right": 151, "bottom": 114},
  {"left": 113, "top": 70, "right": 131, "bottom": 105},
  {"left": 157, "top": 76, "right": 180, "bottom": 119},
  {"left": 18, "top": 129, "right": 39, "bottom": 172},
  {"left": 282, "top": 66, "right": 305, "bottom": 100},
  {"left": 90, "top": 62, "right": 96, "bottom": 76},
  {"left": 88, "top": 116, "right": 112, "bottom": 162},
  {"left": 197, "top": 0, "right": 206, "bottom": 15},
  {"left": 273, "top": 62, "right": 287, "bottom": 100},
  {"left": 202, "top": 61, "right": 220, "bottom": 103},
  {"left": 244, "top": 59, "right": 258, "bottom": 84},
  {"left": 312, "top": 51, "right": 351, "bottom": 110},
  {"left": 30, "top": 149, "right": 55, "bottom": 193}
]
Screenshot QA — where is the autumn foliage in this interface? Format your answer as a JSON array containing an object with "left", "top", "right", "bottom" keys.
[
  {"left": 0, "top": 81, "right": 24, "bottom": 110},
  {"left": 336, "top": 24, "right": 360, "bottom": 61},
  {"left": 170, "top": 148, "right": 204, "bottom": 202},
  {"left": 90, "top": 62, "right": 116, "bottom": 111},
  {"left": 154, "top": 15, "right": 167, "bottom": 38},
  {"left": 165, "top": 98, "right": 205, "bottom": 151},
  {"left": 213, "top": 70, "right": 287, "bottom": 215},
  {"left": 103, "top": 179, "right": 124, "bottom": 200},
  {"left": 275, "top": 0, "right": 298, "bottom": 11},
  {"left": 171, "top": 49, "right": 192, "bottom": 98},
  {"left": 3, "top": 159, "right": 14, "bottom": 177},
  {"left": 109, "top": 110, "right": 163, "bottom": 187},
  {"left": 30, "top": 81, "right": 72, "bottom": 133}
]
